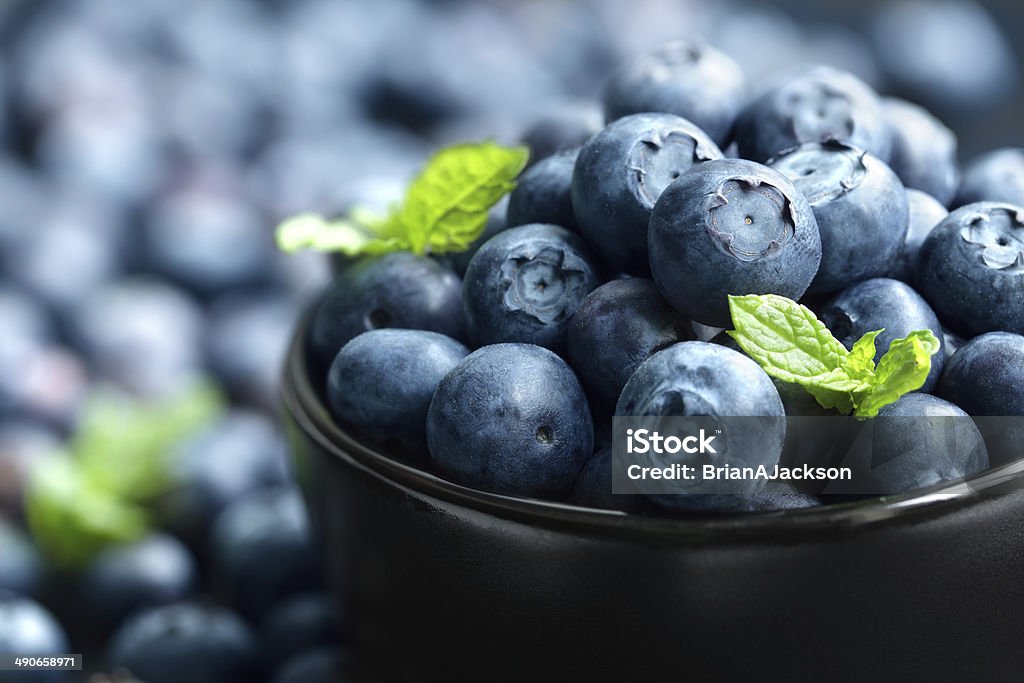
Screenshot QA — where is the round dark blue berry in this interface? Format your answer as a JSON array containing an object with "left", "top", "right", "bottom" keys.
[
  {"left": 326, "top": 329, "right": 469, "bottom": 459},
  {"left": 572, "top": 112, "right": 722, "bottom": 275},
  {"left": 427, "top": 344, "right": 594, "bottom": 499},
  {"left": 917, "top": 202, "right": 1024, "bottom": 337},
  {"left": 567, "top": 278, "right": 694, "bottom": 422},
  {"left": 462, "top": 224, "right": 599, "bottom": 352},
  {"left": 734, "top": 66, "right": 891, "bottom": 163},
  {"left": 308, "top": 252, "right": 464, "bottom": 374},
  {"left": 770, "top": 140, "right": 908, "bottom": 294},
  {"left": 648, "top": 158, "right": 821, "bottom": 326},
  {"left": 819, "top": 278, "right": 945, "bottom": 392},
  {"left": 602, "top": 39, "right": 746, "bottom": 148},
  {"left": 506, "top": 149, "right": 579, "bottom": 233}
]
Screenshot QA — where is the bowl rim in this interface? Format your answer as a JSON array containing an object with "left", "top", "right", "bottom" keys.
[{"left": 281, "top": 315, "right": 1024, "bottom": 541}]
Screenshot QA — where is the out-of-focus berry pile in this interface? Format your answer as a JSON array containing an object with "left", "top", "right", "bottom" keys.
[{"left": 0, "top": 0, "right": 1020, "bottom": 681}]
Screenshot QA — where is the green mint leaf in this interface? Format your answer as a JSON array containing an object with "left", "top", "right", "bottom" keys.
[
  {"left": 275, "top": 212, "right": 405, "bottom": 256},
  {"left": 76, "top": 381, "right": 225, "bottom": 502},
  {"left": 803, "top": 385, "right": 856, "bottom": 414},
  {"left": 726, "top": 294, "right": 852, "bottom": 385},
  {"left": 25, "top": 455, "right": 148, "bottom": 569},
  {"left": 398, "top": 141, "right": 529, "bottom": 254},
  {"left": 842, "top": 329, "right": 883, "bottom": 381},
  {"left": 274, "top": 141, "right": 528, "bottom": 258},
  {"left": 728, "top": 295, "right": 940, "bottom": 418},
  {"left": 853, "top": 330, "right": 941, "bottom": 418}
]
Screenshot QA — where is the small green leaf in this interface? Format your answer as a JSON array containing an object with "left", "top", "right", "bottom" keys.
[
  {"left": 398, "top": 141, "right": 529, "bottom": 254},
  {"left": 25, "top": 456, "right": 148, "bottom": 569},
  {"left": 274, "top": 141, "right": 528, "bottom": 258},
  {"left": 275, "top": 212, "right": 404, "bottom": 256},
  {"left": 75, "top": 381, "right": 226, "bottom": 502},
  {"left": 727, "top": 294, "right": 851, "bottom": 385},
  {"left": 842, "top": 329, "right": 883, "bottom": 381},
  {"left": 854, "top": 330, "right": 941, "bottom": 418},
  {"left": 727, "top": 295, "right": 938, "bottom": 418}
]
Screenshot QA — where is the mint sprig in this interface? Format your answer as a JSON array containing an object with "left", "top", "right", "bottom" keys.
[
  {"left": 24, "top": 381, "right": 225, "bottom": 569},
  {"left": 276, "top": 140, "right": 529, "bottom": 257},
  {"left": 727, "top": 294, "right": 940, "bottom": 418}
]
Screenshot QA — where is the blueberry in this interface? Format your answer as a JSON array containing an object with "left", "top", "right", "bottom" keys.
[
  {"left": 79, "top": 533, "right": 198, "bottom": 639},
  {"left": 615, "top": 342, "right": 786, "bottom": 501},
  {"left": 891, "top": 189, "right": 948, "bottom": 283},
  {"left": 107, "top": 602, "right": 259, "bottom": 683},
  {"left": 827, "top": 393, "right": 988, "bottom": 496},
  {"left": 937, "top": 332, "right": 1024, "bottom": 416},
  {"left": 953, "top": 148, "right": 1024, "bottom": 208},
  {"left": 566, "top": 278, "right": 694, "bottom": 422},
  {"left": 572, "top": 112, "right": 723, "bottom": 275},
  {"left": 519, "top": 101, "right": 602, "bottom": 166},
  {"left": 602, "top": 39, "right": 746, "bottom": 148},
  {"left": 260, "top": 593, "right": 341, "bottom": 670},
  {"left": 71, "top": 280, "right": 205, "bottom": 398},
  {"left": 308, "top": 252, "right": 464, "bottom": 374},
  {"left": 427, "top": 344, "right": 594, "bottom": 498},
  {"left": 869, "top": 0, "right": 1017, "bottom": 114},
  {"left": 357, "top": 27, "right": 471, "bottom": 135},
  {"left": 3, "top": 209, "right": 121, "bottom": 319},
  {"left": 160, "top": 410, "right": 289, "bottom": 549},
  {"left": 883, "top": 98, "right": 959, "bottom": 206},
  {"left": 734, "top": 66, "right": 891, "bottom": 163},
  {"left": 506, "top": 149, "right": 579, "bottom": 233},
  {"left": 648, "top": 158, "right": 821, "bottom": 326},
  {"left": 938, "top": 333, "right": 1024, "bottom": 467},
  {"left": 142, "top": 186, "right": 275, "bottom": 297},
  {"left": 770, "top": 140, "right": 908, "bottom": 294},
  {"left": 819, "top": 278, "right": 945, "bottom": 392},
  {"left": 0, "top": 591, "right": 69, "bottom": 683},
  {"left": 462, "top": 224, "right": 599, "bottom": 352},
  {"left": 0, "top": 339, "right": 87, "bottom": 431},
  {"left": 567, "top": 446, "right": 639, "bottom": 513},
  {"left": 209, "top": 487, "right": 322, "bottom": 621},
  {"left": 0, "top": 520, "right": 43, "bottom": 599},
  {"left": 326, "top": 329, "right": 469, "bottom": 459},
  {"left": 916, "top": 202, "right": 1024, "bottom": 337}
]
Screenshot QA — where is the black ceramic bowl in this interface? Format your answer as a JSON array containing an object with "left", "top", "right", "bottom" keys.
[{"left": 281, "top": 320, "right": 1024, "bottom": 683}]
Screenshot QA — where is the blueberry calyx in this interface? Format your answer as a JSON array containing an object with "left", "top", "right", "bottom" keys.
[
  {"left": 705, "top": 177, "right": 795, "bottom": 262},
  {"left": 958, "top": 209, "right": 1024, "bottom": 271},
  {"left": 499, "top": 246, "right": 588, "bottom": 323},
  {"left": 657, "top": 41, "right": 702, "bottom": 68},
  {"left": 782, "top": 81, "right": 855, "bottom": 144},
  {"left": 629, "top": 132, "right": 717, "bottom": 205},
  {"left": 770, "top": 141, "right": 868, "bottom": 204}
]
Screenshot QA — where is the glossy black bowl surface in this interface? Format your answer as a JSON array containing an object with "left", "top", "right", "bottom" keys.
[{"left": 281, "top": 320, "right": 1024, "bottom": 683}]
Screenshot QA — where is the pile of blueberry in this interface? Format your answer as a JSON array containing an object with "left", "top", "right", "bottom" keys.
[
  {"left": 312, "top": 38, "right": 1024, "bottom": 516},
  {"left": 0, "top": 0, "right": 1020, "bottom": 680}
]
